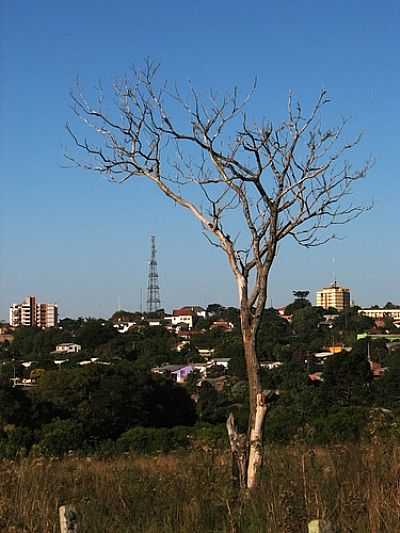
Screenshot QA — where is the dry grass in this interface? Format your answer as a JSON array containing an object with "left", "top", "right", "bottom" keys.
[{"left": 0, "top": 442, "right": 399, "bottom": 532}]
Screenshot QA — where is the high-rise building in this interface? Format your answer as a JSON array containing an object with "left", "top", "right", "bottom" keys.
[
  {"left": 9, "top": 296, "right": 58, "bottom": 328},
  {"left": 36, "top": 303, "right": 58, "bottom": 328},
  {"left": 316, "top": 282, "right": 350, "bottom": 311}
]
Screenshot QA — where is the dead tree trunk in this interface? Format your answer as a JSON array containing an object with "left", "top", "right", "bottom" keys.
[{"left": 225, "top": 277, "right": 271, "bottom": 491}]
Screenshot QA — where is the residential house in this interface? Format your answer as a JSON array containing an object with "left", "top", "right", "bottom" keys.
[
  {"left": 55, "top": 342, "right": 81, "bottom": 354},
  {"left": 151, "top": 364, "right": 195, "bottom": 383},
  {"left": 210, "top": 319, "right": 234, "bottom": 332}
]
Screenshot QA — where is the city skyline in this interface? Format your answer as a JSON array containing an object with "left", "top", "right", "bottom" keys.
[
  {"left": 2, "top": 1, "right": 400, "bottom": 319},
  {"left": 4, "top": 282, "right": 399, "bottom": 324}
]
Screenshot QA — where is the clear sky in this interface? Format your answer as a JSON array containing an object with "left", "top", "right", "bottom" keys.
[{"left": 1, "top": 0, "right": 399, "bottom": 319}]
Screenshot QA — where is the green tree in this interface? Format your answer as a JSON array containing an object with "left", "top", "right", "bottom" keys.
[
  {"left": 35, "top": 363, "right": 196, "bottom": 440},
  {"left": 290, "top": 306, "right": 325, "bottom": 353},
  {"left": 256, "top": 308, "right": 291, "bottom": 359},
  {"left": 197, "top": 382, "right": 231, "bottom": 424},
  {"left": 76, "top": 319, "right": 118, "bottom": 352},
  {"left": 375, "top": 350, "right": 400, "bottom": 406},
  {"left": 284, "top": 290, "right": 311, "bottom": 315},
  {"left": 0, "top": 383, "right": 32, "bottom": 427},
  {"left": 321, "top": 342, "right": 372, "bottom": 406}
]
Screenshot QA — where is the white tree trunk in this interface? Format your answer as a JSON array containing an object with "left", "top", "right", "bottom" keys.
[{"left": 246, "top": 392, "right": 268, "bottom": 490}]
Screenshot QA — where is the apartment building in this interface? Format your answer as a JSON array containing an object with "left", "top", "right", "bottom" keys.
[
  {"left": 9, "top": 296, "right": 58, "bottom": 328},
  {"left": 316, "top": 282, "right": 350, "bottom": 311}
]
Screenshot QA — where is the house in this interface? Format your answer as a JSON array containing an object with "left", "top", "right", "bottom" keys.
[
  {"left": 151, "top": 364, "right": 195, "bottom": 383},
  {"left": 192, "top": 362, "right": 208, "bottom": 374},
  {"left": 313, "top": 352, "right": 333, "bottom": 364},
  {"left": 171, "top": 308, "right": 196, "bottom": 329},
  {"left": 79, "top": 357, "right": 99, "bottom": 366},
  {"left": 148, "top": 319, "right": 162, "bottom": 327},
  {"left": 0, "top": 325, "right": 14, "bottom": 344},
  {"left": 176, "top": 340, "right": 190, "bottom": 352},
  {"left": 113, "top": 321, "right": 136, "bottom": 333},
  {"left": 55, "top": 343, "right": 82, "bottom": 354},
  {"left": 176, "top": 328, "right": 193, "bottom": 339},
  {"left": 54, "top": 359, "right": 69, "bottom": 368},
  {"left": 209, "top": 357, "right": 231, "bottom": 369},
  {"left": 79, "top": 358, "right": 111, "bottom": 366},
  {"left": 358, "top": 308, "right": 400, "bottom": 320},
  {"left": 171, "top": 306, "right": 207, "bottom": 329},
  {"left": 308, "top": 372, "right": 323, "bottom": 383},
  {"left": 260, "top": 361, "right": 283, "bottom": 370},
  {"left": 277, "top": 307, "right": 292, "bottom": 322},
  {"left": 197, "top": 348, "right": 215, "bottom": 358},
  {"left": 326, "top": 344, "right": 346, "bottom": 354},
  {"left": 187, "top": 306, "right": 207, "bottom": 318},
  {"left": 0, "top": 332, "right": 14, "bottom": 344},
  {"left": 210, "top": 319, "right": 234, "bottom": 332}
]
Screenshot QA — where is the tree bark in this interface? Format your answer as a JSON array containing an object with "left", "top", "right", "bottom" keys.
[
  {"left": 246, "top": 391, "right": 268, "bottom": 489},
  {"left": 242, "top": 322, "right": 268, "bottom": 490},
  {"left": 226, "top": 286, "right": 270, "bottom": 491}
]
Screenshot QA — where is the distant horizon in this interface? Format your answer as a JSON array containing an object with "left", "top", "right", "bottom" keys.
[{"left": 2, "top": 289, "right": 399, "bottom": 323}]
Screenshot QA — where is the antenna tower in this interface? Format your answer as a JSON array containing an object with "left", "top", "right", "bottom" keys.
[{"left": 146, "top": 235, "right": 161, "bottom": 314}]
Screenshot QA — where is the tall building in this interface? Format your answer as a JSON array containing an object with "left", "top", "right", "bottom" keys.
[
  {"left": 9, "top": 296, "right": 58, "bottom": 328},
  {"left": 36, "top": 303, "right": 58, "bottom": 328},
  {"left": 316, "top": 282, "right": 350, "bottom": 311}
]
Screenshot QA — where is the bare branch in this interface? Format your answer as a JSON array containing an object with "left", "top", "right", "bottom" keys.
[{"left": 66, "top": 64, "right": 370, "bottom": 336}]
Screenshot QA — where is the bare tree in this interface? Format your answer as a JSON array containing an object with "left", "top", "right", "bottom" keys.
[{"left": 66, "top": 62, "right": 370, "bottom": 491}]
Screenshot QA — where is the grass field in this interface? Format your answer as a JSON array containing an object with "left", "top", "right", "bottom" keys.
[{"left": 0, "top": 441, "right": 399, "bottom": 532}]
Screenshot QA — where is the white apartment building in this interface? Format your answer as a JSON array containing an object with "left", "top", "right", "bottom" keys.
[
  {"left": 9, "top": 296, "right": 58, "bottom": 328},
  {"left": 316, "top": 282, "right": 350, "bottom": 311}
]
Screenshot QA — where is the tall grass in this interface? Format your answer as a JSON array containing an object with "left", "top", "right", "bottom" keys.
[{"left": 0, "top": 442, "right": 399, "bottom": 532}]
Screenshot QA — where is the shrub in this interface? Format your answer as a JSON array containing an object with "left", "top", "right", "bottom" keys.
[
  {"left": 264, "top": 405, "right": 304, "bottom": 443},
  {"left": 311, "top": 407, "right": 367, "bottom": 444},
  {"left": 117, "top": 426, "right": 190, "bottom": 454},
  {"left": 0, "top": 425, "right": 33, "bottom": 458},
  {"left": 190, "top": 423, "right": 228, "bottom": 449},
  {"left": 37, "top": 418, "right": 85, "bottom": 456}
]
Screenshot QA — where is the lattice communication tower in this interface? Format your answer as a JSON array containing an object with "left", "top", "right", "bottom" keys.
[{"left": 146, "top": 235, "right": 161, "bottom": 314}]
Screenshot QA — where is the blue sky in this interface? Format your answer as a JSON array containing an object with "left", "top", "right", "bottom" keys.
[{"left": 1, "top": 1, "right": 399, "bottom": 319}]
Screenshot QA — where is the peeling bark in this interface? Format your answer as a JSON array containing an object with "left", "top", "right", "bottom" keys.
[
  {"left": 247, "top": 392, "right": 268, "bottom": 490},
  {"left": 226, "top": 413, "right": 248, "bottom": 489}
]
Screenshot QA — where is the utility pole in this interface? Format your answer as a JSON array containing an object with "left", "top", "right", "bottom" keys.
[{"left": 146, "top": 236, "right": 161, "bottom": 314}]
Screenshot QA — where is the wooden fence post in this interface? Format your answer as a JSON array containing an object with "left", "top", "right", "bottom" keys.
[
  {"left": 59, "top": 505, "right": 78, "bottom": 533},
  {"left": 308, "top": 519, "right": 333, "bottom": 533}
]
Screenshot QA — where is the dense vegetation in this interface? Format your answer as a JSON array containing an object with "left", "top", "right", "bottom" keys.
[{"left": 1, "top": 299, "right": 400, "bottom": 457}]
